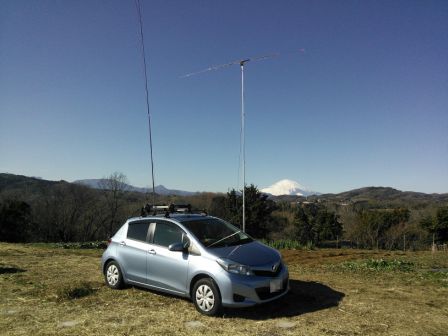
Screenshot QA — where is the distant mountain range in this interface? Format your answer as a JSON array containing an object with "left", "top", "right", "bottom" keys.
[
  {"left": 1, "top": 174, "right": 447, "bottom": 205},
  {"left": 74, "top": 178, "right": 320, "bottom": 197},
  {"left": 73, "top": 179, "right": 197, "bottom": 196},
  {"left": 261, "top": 179, "right": 320, "bottom": 196}
]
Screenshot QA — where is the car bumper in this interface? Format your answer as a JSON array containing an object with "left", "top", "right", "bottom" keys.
[{"left": 217, "top": 265, "right": 289, "bottom": 307}]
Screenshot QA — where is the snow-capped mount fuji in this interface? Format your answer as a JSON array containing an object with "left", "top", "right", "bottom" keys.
[{"left": 261, "top": 179, "right": 320, "bottom": 197}]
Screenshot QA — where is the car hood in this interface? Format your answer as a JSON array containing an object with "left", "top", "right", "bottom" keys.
[{"left": 208, "top": 241, "right": 280, "bottom": 266}]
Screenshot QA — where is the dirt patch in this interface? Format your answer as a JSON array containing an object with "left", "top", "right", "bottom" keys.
[
  {"left": 56, "top": 282, "right": 97, "bottom": 301},
  {"left": 0, "top": 266, "right": 25, "bottom": 274},
  {"left": 281, "top": 248, "right": 395, "bottom": 267}
]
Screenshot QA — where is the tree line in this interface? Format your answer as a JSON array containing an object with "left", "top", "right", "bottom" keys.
[
  {"left": 0, "top": 173, "right": 138, "bottom": 243},
  {"left": 0, "top": 172, "right": 447, "bottom": 249}
]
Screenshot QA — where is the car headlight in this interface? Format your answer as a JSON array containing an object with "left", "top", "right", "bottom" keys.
[{"left": 216, "top": 258, "right": 253, "bottom": 276}]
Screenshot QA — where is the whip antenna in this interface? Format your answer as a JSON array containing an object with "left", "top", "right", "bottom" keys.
[{"left": 135, "top": 0, "right": 156, "bottom": 206}]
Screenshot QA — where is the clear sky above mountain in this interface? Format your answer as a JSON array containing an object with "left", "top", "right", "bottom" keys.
[{"left": 1, "top": 0, "right": 447, "bottom": 193}]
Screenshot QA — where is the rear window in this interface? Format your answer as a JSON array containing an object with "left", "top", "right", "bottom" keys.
[{"left": 127, "top": 222, "right": 150, "bottom": 242}]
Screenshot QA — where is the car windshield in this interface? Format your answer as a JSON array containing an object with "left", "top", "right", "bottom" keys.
[{"left": 182, "top": 218, "right": 253, "bottom": 248}]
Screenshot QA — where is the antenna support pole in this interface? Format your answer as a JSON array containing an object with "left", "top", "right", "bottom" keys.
[{"left": 240, "top": 60, "right": 248, "bottom": 233}]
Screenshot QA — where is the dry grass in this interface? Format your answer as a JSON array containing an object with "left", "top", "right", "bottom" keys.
[{"left": 1, "top": 243, "right": 447, "bottom": 336}]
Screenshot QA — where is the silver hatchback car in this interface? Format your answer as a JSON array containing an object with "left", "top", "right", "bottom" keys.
[{"left": 101, "top": 207, "right": 289, "bottom": 315}]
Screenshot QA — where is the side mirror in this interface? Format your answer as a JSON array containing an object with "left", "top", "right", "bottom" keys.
[
  {"left": 168, "top": 235, "right": 191, "bottom": 252},
  {"left": 168, "top": 242, "right": 184, "bottom": 252}
]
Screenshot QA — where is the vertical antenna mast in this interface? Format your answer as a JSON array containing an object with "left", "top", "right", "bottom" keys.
[
  {"left": 135, "top": 0, "right": 156, "bottom": 206},
  {"left": 240, "top": 59, "right": 249, "bottom": 233}
]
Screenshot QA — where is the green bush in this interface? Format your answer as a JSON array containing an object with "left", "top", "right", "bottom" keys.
[
  {"left": 262, "top": 239, "right": 314, "bottom": 250},
  {"left": 53, "top": 241, "right": 108, "bottom": 249}
]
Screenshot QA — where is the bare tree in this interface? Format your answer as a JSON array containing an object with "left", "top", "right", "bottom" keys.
[
  {"left": 77, "top": 187, "right": 108, "bottom": 241},
  {"left": 36, "top": 183, "right": 86, "bottom": 242},
  {"left": 99, "top": 172, "right": 129, "bottom": 237}
]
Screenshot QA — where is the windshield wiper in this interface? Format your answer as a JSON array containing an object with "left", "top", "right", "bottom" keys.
[{"left": 207, "top": 231, "right": 241, "bottom": 248}]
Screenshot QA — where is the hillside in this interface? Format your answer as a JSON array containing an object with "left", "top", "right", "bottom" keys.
[
  {"left": 270, "top": 187, "right": 447, "bottom": 206},
  {"left": 325, "top": 186, "right": 448, "bottom": 202},
  {"left": 316, "top": 187, "right": 448, "bottom": 209},
  {"left": 0, "top": 173, "right": 61, "bottom": 191}
]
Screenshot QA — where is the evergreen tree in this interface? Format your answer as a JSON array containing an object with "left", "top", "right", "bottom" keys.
[
  {"left": 294, "top": 206, "right": 313, "bottom": 244},
  {"left": 293, "top": 204, "right": 342, "bottom": 245},
  {"left": 436, "top": 207, "right": 448, "bottom": 242},
  {"left": 211, "top": 185, "right": 276, "bottom": 238}
]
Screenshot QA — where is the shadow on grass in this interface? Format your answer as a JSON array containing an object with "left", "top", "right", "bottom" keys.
[
  {"left": 222, "top": 279, "right": 345, "bottom": 319},
  {"left": 0, "top": 266, "right": 26, "bottom": 275},
  {"left": 131, "top": 285, "right": 188, "bottom": 301},
  {"left": 126, "top": 279, "right": 344, "bottom": 319}
]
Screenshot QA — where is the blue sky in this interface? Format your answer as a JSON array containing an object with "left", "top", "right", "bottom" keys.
[{"left": 1, "top": 0, "right": 447, "bottom": 194}]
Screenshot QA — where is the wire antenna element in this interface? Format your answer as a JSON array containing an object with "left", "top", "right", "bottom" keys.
[{"left": 135, "top": 0, "right": 156, "bottom": 207}]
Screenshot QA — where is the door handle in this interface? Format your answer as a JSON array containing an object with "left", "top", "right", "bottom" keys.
[
  {"left": 119, "top": 241, "right": 126, "bottom": 246},
  {"left": 148, "top": 249, "right": 156, "bottom": 255}
]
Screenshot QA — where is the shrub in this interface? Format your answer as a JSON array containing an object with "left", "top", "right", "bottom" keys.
[{"left": 262, "top": 239, "right": 314, "bottom": 250}]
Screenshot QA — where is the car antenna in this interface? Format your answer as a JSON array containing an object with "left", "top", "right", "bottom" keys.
[
  {"left": 135, "top": 0, "right": 156, "bottom": 208},
  {"left": 181, "top": 49, "right": 305, "bottom": 232}
]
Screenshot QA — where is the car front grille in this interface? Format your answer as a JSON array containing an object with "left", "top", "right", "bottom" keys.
[{"left": 252, "top": 263, "right": 282, "bottom": 277}]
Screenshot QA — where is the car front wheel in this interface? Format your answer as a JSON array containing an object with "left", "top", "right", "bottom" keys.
[{"left": 192, "top": 278, "right": 222, "bottom": 316}]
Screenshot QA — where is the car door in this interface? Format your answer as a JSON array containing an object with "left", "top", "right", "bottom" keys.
[
  {"left": 118, "top": 220, "right": 151, "bottom": 285},
  {"left": 146, "top": 220, "right": 190, "bottom": 295}
]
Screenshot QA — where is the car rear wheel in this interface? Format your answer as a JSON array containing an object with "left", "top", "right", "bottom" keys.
[
  {"left": 105, "top": 261, "right": 124, "bottom": 289},
  {"left": 192, "top": 278, "right": 221, "bottom": 316}
]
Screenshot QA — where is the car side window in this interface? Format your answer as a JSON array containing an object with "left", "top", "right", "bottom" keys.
[
  {"left": 127, "top": 221, "right": 150, "bottom": 242},
  {"left": 153, "top": 221, "right": 184, "bottom": 248}
]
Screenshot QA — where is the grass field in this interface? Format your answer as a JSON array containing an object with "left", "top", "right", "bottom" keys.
[{"left": 1, "top": 243, "right": 447, "bottom": 336}]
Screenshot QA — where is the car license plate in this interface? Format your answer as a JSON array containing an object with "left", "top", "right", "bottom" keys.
[{"left": 270, "top": 279, "right": 282, "bottom": 293}]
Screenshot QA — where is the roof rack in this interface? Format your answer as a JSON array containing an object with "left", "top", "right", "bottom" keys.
[{"left": 141, "top": 203, "right": 207, "bottom": 218}]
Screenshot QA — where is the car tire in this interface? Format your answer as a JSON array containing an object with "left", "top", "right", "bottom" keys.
[
  {"left": 192, "top": 278, "right": 222, "bottom": 316},
  {"left": 104, "top": 261, "right": 124, "bottom": 289}
]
